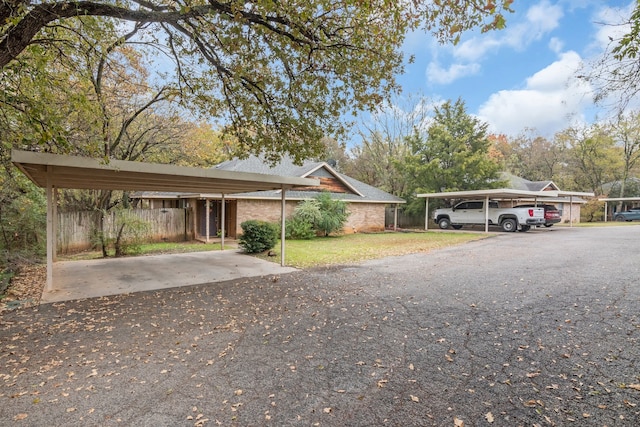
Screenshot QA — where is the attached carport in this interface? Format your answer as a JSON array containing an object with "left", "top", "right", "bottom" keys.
[
  {"left": 11, "top": 150, "right": 319, "bottom": 292},
  {"left": 418, "top": 188, "right": 594, "bottom": 232}
]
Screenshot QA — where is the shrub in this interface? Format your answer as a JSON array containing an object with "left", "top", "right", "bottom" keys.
[
  {"left": 92, "top": 210, "right": 151, "bottom": 257},
  {"left": 314, "top": 192, "right": 349, "bottom": 236},
  {"left": 239, "top": 220, "right": 279, "bottom": 253},
  {"left": 285, "top": 216, "right": 316, "bottom": 240},
  {"left": 293, "top": 199, "right": 322, "bottom": 225},
  {"left": 581, "top": 199, "right": 605, "bottom": 222},
  {"left": 113, "top": 211, "right": 151, "bottom": 256}
]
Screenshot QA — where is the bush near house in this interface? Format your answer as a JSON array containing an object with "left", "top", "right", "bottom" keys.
[
  {"left": 92, "top": 210, "right": 152, "bottom": 257},
  {"left": 239, "top": 220, "right": 279, "bottom": 253},
  {"left": 285, "top": 216, "right": 316, "bottom": 240},
  {"left": 288, "top": 192, "right": 350, "bottom": 238},
  {"left": 581, "top": 200, "right": 605, "bottom": 222}
]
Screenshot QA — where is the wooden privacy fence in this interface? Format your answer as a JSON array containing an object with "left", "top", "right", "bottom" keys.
[
  {"left": 385, "top": 207, "right": 425, "bottom": 229},
  {"left": 57, "top": 208, "right": 190, "bottom": 254}
]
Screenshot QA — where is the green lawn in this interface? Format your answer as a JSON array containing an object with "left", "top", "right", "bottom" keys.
[
  {"left": 59, "top": 232, "right": 486, "bottom": 267},
  {"left": 255, "top": 231, "right": 487, "bottom": 268}
]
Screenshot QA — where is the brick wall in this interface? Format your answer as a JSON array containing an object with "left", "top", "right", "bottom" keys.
[
  {"left": 344, "top": 203, "right": 386, "bottom": 233},
  {"left": 236, "top": 199, "right": 297, "bottom": 227},
  {"left": 235, "top": 199, "right": 386, "bottom": 234}
]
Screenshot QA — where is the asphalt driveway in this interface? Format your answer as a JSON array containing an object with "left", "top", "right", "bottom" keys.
[{"left": 2, "top": 226, "right": 640, "bottom": 426}]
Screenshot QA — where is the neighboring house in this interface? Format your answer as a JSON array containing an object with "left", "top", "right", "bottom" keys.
[
  {"left": 499, "top": 172, "right": 588, "bottom": 223},
  {"left": 132, "top": 156, "right": 405, "bottom": 240}
]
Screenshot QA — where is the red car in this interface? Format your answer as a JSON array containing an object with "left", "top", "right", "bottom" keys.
[{"left": 515, "top": 204, "right": 561, "bottom": 227}]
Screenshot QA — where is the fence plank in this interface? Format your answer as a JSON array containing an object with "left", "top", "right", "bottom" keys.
[
  {"left": 385, "top": 207, "right": 425, "bottom": 229},
  {"left": 57, "top": 208, "right": 189, "bottom": 254}
]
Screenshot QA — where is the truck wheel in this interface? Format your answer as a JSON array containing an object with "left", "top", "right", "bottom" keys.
[
  {"left": 501, "top": 218, "right": 517, "bottom": 232},
  {"left": 519, "top": 225, "right": 531, "bottom": 232},
  {"left": 438, "top": 217, "right": 451, "bottom": 229}
]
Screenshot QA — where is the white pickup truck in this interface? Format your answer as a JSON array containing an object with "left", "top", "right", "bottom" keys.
[{"left": 433, "top": 200, "right": 545, "bottom": 232}]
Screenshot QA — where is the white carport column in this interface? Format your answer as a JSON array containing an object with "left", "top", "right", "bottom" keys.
[
  {"left": 484, "top": 195, "right": 490, "bottom": 233},
  {"left": 604, "top": 201, "right": 608, "bottom": 223},
  {"left": 220, "top": 194, "right": 225, "bottom": 250},
  {"left": 569, "top": 195, "right": 574, "bottom": 227},
  {"left": 393, "top": 203, "right": 398, "bottom": 231},
  {"left": 205, "top": 199, "right": 210, "bottom": 243},
  {"left": 424, "top": 198, "right": 429, "bottom": 231},
  {"left": 45, "top": 166, "right": 54, "bottom": 291},
  {"left": 280, "top": 187, "right": 286, "bottom": 267}
]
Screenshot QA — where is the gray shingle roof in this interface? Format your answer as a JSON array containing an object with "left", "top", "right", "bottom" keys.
[
  {"left": 217, "top": 155, "right": 404, "bottom": 203},
  {"left": 499, "top": 172, "right": 558, "bottom": 192},
  {"left": 132, "top": 155, "right": 405, "bottom": 203}
]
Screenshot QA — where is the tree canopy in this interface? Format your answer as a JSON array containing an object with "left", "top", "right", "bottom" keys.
[
  {"left": 581, "top": 2, "right": 640, "bottom": 114},
  {"left": 404, "top": 98, "right": 504, "bottom": 199},
  {"left": 1, "top": 0, "right": 513, "bottom": 162}
]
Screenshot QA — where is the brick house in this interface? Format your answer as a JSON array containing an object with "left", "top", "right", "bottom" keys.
[{"left": 132, "top": 156, "right": 405, "bottom": 240}]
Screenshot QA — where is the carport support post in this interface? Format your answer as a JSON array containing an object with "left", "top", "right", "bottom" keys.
[
  {"left": 604, "top": 201, "right": 608, "bottom": 222},
  {"left": 280, "top": 188, "right": 286, "bottom": 266},
  {"left": 393, "top": 203, "right": 398, "bottom": 231},
  {"left": 205, "top": 199, "right": 210, "bottom": 243},
  {"left": 424, "top": 198, "right": 429, "bottom": 231},
  {"left": 569, "top": 195, "right": 574, "bottom": 227},
  {"left": 220, "top": 194, "right": 225, "bottom": 250},
  {"left": 484, "top": 195, "right": 490, "bottom": 233},
  {"left": 45, "top": 167, "right": 54, "bottom": 291}
]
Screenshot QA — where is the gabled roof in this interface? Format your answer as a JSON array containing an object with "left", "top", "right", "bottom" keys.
[
  {"left": 216, "top": 155, "right": 404, "bottom": 204},
  {"left": 500, "top": 172, "right": 559, "bottom": 192},
  {"left": 216, "top": 155, "right": 363, "bottom": 196}
]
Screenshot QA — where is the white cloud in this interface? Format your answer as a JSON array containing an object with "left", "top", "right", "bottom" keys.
[
  {"left": 549, "top": 37, "right": 564, "bottom": 54},
  {"left": 588, "top": 2, "right": 635, "bottom": 53},
  {"left": 426, "top": 0, "right": 563, "bottom": 85},
  {"left": 426, "top": 61, "right": 480, "bottom": 85},
  {"left": 477, "top": 51, "right": 594, "bottom": 136},
  {"left": 453, "top": 0, "right": 563, "bottom": 62}
]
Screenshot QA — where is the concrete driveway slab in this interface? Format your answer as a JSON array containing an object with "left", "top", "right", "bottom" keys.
[{"left": 41, "top": 250, "right": 296, "bottom": 303}]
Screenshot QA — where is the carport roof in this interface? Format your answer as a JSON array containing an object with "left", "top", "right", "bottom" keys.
[
  {"left": 417, "top": 188, "right": 559, "bottom": 199},
  {"left": 417, "top": 188, "right": 594, "bottom": 199},
  {"left": 598, "top": 197, "right": 640, "bottom": 202},
  {"left": 11, "top": 150, "right": 319, "bottom": 193}
]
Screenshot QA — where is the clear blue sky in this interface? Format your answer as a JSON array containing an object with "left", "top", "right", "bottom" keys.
[{"left": 356, "top": 0, "right": 635, "bottom": 143}]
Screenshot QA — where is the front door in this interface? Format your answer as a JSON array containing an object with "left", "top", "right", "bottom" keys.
[{"left": 199, "top": 200, "right": 218, "bottom": 237}]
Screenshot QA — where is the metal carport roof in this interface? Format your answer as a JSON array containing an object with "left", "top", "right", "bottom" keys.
[
  {"left": 11, "top": 150, "right": 318, "bottom": 194},
  {"left": 417, "top": 188, "right": 594, "bottom": 232},
  {"left": 598, "top": 197, "right": 640, "bottom": 222},
  {"left": 11, "top": 150, "right": 319, "bottom": 291}
]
